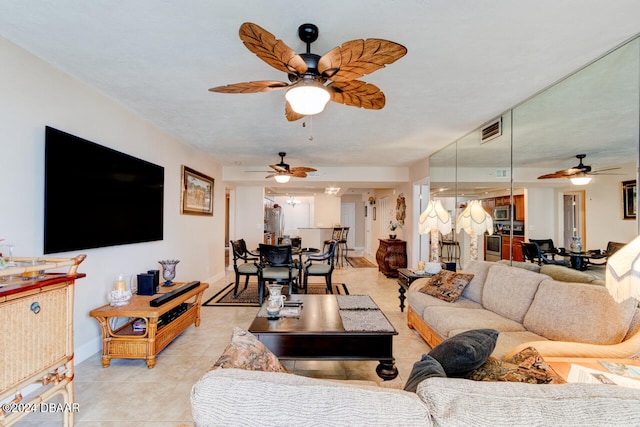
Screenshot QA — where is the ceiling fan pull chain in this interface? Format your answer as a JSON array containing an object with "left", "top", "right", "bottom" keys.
[{"left": 308, "top": 116, "right": 314, "bottom": 141}]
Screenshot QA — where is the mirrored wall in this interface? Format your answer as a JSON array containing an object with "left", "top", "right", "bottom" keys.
[{"left": 430, "top": 36, "right": 639, "bottom": 268}]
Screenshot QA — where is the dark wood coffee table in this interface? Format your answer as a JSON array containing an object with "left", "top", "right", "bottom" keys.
[{"left": 248, "top": 294, "right": 399, "bottom": 380}]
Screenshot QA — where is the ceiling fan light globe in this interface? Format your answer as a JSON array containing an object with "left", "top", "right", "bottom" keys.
[
  {"left": 570, "top": 174, "right": 592, "bottom": 185},
  {"left": 274, "top": 174, "right": 290, "bottom": 183},
  {"left": 285, "top": 82, "right": 330, "bottom": 116}
]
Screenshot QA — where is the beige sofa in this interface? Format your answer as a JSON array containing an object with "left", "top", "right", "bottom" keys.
[
  {"left": 191, "top": 367, "right": 640, "bottom": 426},
  {"left": 407, "top": 260, "right": 640, "bottom": 360}
]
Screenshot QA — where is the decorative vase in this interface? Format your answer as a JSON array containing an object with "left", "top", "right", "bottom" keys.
[
  {"left": 389, "top": 234, "right": 397, "bottom": 240},
  {"left": 158, "top": 259, "right": 180, "bottom": 287},
  {"left": 570, "top": 236, "right": 583, "bottom": 253}
]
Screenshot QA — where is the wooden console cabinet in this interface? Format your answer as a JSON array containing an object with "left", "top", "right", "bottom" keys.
[
  {"left": 376, "top": 239, "right": 407, "bottom": 278},
  {"left": 0, "top": 255, "right": 86, "bottom": 427},
  {"left": 89, "top": 282, "right": 208, "bottom": 368}
]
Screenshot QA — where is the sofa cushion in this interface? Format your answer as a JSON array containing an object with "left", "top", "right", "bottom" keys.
[
  {"left": 421, "top": 306, "right": 526, "bottom": 341},
  {"left": 417, "top": 270, "right": 474, "bottom": 302},
  {"left": 523, "top": 279, "right": 637, "bottom": 345},
  {"left": 407, "top": 291, "right": 483, "bottom": 318},
  {"left": 497, "top": 259, "right": 541, "bottom": 273},
  {"left": 482, "top": 264, "right": 546, "bottom": 323},
  {"left": 428, "top": 329, "right": 498, "bottom": 377},
  {"left": 192, "top": 368, "right": 433, "bottom": 426},
  {"left": 212, "top": 327, "right": 288, "bottom": 373},
  {"left": 403, "top": 354, "right": 447, "bottom": 392},
  {"left": 417, "top": 377, "right": 640, "bottom": 427},
  {"left": 465, "top": 346, "right": 565, "bottom": 384},
  {"left": 539, "top": 264, "right": 601, "bottom": 284},
  {"left": 459, "top": 260, "right": 493, "bottom": 303}
]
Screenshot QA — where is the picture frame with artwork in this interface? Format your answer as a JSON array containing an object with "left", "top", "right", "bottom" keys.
[
  {"left": 622, "top": 180, "right": 636, "bottom": 220},
  {"left": 181, "top": 165, "right": 214, "bottom": 216}
]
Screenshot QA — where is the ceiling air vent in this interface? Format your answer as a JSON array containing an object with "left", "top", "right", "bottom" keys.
[{"left": 481, "top": 118, "right": 502, "bottom": 143}]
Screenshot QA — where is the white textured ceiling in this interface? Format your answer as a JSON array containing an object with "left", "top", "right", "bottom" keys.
[{"left": 1, "top": 1, "right": 639, "bottom": 192}]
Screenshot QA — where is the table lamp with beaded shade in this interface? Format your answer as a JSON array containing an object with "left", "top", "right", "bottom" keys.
[
  {"left": 456, "top": 200, "right": 493, "bottom": 260},
  {"left": 605, "top": 235, "right": 640, "bottom": 303},
  {"left": 419, "top": 200, "right": 452, "bottom": 262}
]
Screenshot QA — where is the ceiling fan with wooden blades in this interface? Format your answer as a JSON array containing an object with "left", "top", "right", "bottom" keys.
[
  {"left": 209, "top": 22, "right": 407, "bottom": 121},
  {"left": 537, "top": 154, "right": 620, "bottom": 181},
  {"left": 265, "top": 152, "right": 316, "bottom": 183}
]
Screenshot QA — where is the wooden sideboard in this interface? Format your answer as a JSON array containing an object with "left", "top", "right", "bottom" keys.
[
  {"left": 376, "top": 239, "right": 407, "bottom": 278},
  {"left": 0, "top": 255, "right": 86, "bottom": 427}
]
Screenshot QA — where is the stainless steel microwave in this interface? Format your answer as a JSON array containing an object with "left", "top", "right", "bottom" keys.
[{"left": 493, "top": 205, "right": 511, "bottom": 221}]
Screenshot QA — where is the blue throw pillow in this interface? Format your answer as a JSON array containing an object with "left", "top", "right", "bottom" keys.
[
  {"left": 428, "top": 329, "right": 499, "bottom": 377},
  {"left": 403, "top": 354, "right": 447, "bottom": 392}
]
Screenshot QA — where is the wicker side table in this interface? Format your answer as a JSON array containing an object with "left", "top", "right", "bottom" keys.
[{"left": 90, "top": 282, "right": 208, "bottom": 368}]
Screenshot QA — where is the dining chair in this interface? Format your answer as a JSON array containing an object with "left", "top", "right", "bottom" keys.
[
  {"left": 521, "top": 242, "right": 569, "bottom": 266},
  {"left": 529, "top": 239, "right": 558, "bottom": 259},
  {"left": 303, "top": 241, "right": 338, "bottom": 294},
  {"left": 230, "top": 239, "right": 259, "bottom": 296},
  {"left": 257, "top": 244, "right": 296, "bottom": 305}
]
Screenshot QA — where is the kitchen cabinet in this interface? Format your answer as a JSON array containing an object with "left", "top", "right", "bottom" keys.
[
  {"left": 482, "top": 198, "right": 495, "bottom": 216},
  {"left": 501, "top": 235, "right": 524, "bottom": 261},
  {"left": 495, "top": 196, "right": 510, "bottom": 206},
  {"left": 513, "top": 194, "right": 525, "bottom": 221}
]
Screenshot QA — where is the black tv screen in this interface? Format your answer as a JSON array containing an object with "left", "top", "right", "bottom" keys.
[{"left": 44, "top": 126, "right": 164, "bottom": 254}]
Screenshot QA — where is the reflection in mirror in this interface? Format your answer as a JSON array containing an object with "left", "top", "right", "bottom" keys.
[
  {"left": 430, "top": 35, "right": 639, "bottom": 268},
  {"left": 512, "top": 37, "right": 639, "bottom": 253},
  {"left": 428, "top": 141, "right": 458, "bottom": 266}
]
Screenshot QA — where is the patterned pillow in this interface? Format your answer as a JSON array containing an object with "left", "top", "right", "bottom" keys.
[
  {"left": 212, "top": 327, "right": 288, "bottom": 373},
  {"left": 418, "top": 270, "right": 474, "bottom": 302},
  {"left": 465, "top": 347, "right": 565, "bottom": 384}
]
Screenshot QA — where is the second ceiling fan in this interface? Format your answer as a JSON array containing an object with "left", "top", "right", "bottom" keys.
[
  {"left": 209, "top": 22, "right": 407, "bottom": 121},
  {"left": 537, "top": 154, "right": 620, "bottom": 184},
  {"left": 266, "top": 152, "right": 316, "bottom": 183}
]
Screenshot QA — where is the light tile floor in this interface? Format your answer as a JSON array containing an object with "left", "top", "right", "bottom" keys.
[{"left": 13, "top": 263, "right": 430, "bottom": 426}]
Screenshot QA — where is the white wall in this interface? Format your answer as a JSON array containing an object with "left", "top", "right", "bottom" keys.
[
  {"left": 231, "top": 186, "right": 264, "bottom": 250},
  {"left": 313, "top": 194, "right": 341, "bottom": 227},
  {"left": 0, "top": 37, "right": 226, "bottom": 362}
]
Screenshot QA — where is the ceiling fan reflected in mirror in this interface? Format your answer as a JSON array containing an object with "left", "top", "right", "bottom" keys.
[
  {"left": 209, "top": 22, "right": 407, "bottom": 121},
  {"left": 537, "top": 154, "right": 620, "bottom": 185},
  {"left": 266, "top": 152, "right": 317, "bottom": 183}
]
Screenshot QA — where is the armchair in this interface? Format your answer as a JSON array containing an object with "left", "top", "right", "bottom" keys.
[
  {"left": 230, "top": 239, "right": 259, "bottom": 296},
  {"left": 303, "top": 241, "right": 338, "bottom": 294},
  {"left": 258, "top": 244, "right": 296, "bottom": 305}
]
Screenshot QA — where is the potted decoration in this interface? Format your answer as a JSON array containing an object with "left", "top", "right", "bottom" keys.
[{"left": 388, "top": 221, "right": 402, "bottom": 239}]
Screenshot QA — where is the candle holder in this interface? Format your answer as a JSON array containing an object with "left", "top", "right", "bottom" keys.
[
  {"left": 109, "top": 274, "right": 132, "bottom": 306},
  {"left": 159, "top": 259, "right": 180, "bottom": 287}
]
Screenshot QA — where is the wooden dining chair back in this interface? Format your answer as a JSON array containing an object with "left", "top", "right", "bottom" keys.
[
  {"left": 303, "top": 241, "right": 338, "bottom": 294},
  {"left": 230, "top": 239, "right": 259, "bottom": 296},
  {"left": 257, "top": 244, "right": 295, "bottom": 304}
]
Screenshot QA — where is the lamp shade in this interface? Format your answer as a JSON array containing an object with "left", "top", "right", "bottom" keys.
[
  {"left": 455, "top": 200, "right": 493, "bottom": 236},
  {"left": 569, "top": 172, "right": 592, "bottom": 185},
  {"left": 285, "top": 80, "right": 330, "bottom": 116},
  {"left": 605, "top": 235, "right": 640, "bottom": 302},
  {"left": 273, "top": 174, "right": 290, "bottom": 183},
  {"left": 419, "top": 200, "right": 452, "bottom": 235}
]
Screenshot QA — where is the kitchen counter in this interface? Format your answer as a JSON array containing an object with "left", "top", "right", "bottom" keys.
[{"left": 297, "top": 228, "right": 335, "bottom": 250}]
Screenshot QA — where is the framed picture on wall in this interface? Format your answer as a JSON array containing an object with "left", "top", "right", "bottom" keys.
[
  {"left": 181, "top": 165, "right": 214, "bottom": 216},
  {"left": 622, "top": 180, "right": 636, "bottom": 220}
]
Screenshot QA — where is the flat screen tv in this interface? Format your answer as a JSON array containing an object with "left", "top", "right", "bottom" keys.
[{"left": 44, "top": 126, "right": 164, "bottom": 254}]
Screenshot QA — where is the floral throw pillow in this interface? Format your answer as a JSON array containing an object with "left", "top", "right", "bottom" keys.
[
  {"left": 465, "top": 346, "right": 565, "bottom": 384},
  {"left": 418, "top": 270, "right": 474, "bottom": 302},
  {"left": 212, "top": 327, "right": 288, "bottom": 373}
]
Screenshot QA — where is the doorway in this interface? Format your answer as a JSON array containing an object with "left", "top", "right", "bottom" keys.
[
  {"left": 563, "top": 191, "right": 586, "bottom": 249},
  {"left": 340, "top": 202, "right": 356, "bottom": 252}
]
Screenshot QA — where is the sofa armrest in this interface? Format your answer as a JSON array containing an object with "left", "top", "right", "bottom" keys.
[{"left": 503, "top": 328, "right": 640, "bottom": 360}]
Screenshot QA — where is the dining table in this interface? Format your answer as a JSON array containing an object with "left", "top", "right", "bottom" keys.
[{"left": 556, "top": 249, "right": 606, "bottom": 271}]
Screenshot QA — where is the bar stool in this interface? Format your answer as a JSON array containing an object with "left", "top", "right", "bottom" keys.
[
  {"left": 336, "top": 227, "right": 349, "bottom": 267},
  {"left": 323, "top": 227, "right": 343, "bottom": 253}
]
